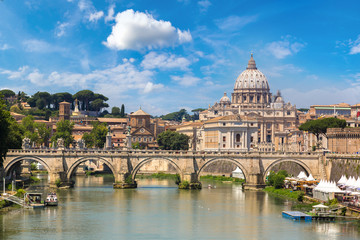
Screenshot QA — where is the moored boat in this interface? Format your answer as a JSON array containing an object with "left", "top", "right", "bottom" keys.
[{"left": 45, "top": 192, "right": 58, "bottom": 206}]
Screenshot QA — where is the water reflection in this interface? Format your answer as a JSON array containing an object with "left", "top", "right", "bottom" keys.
[{"left": 0, "top": 176, "right": 359, "bottom": 240}]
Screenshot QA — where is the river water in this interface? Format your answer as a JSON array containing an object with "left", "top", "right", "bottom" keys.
[{"left": 0, "top": 175, "right": 359, "bottom": 240}]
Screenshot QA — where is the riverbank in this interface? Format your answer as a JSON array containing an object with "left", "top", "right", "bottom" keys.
[
  {"left": 263, "top": 186, "right": 305, "bottom": 201},
  {"left": 199, "top": 175, "right": 245, "bottom": 183}
]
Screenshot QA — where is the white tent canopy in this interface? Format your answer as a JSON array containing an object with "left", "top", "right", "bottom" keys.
[
  {"left": 306, "top": 174, "right": 315, "bottom": 181},
  {"left": 297, "top": 171, "right": 307, "bottom": 179},
  {"left": 337, "top": 175, "right": 347, "bottom": 185},
  {"left": 232, "top": 167, "right": 242, "bottom": 173},
  {"left": 313, "top": 204, "right": 329, "bottom": 209}
]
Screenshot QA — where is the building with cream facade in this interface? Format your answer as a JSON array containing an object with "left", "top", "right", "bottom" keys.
[{"left": 199, "top": 54, "right": 298, "bottom": 151}]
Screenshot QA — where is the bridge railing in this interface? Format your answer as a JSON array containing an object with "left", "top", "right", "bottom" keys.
[{"left": 7, "top": 148, "right": 322, "bottom": 157}]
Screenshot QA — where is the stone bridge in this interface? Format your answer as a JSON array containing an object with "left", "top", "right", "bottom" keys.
[{"left": 3, "top": 149, "right": 327, "bottom": 189}]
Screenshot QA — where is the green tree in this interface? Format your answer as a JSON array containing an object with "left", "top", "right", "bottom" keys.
[
  {"left": 73, "top": 90, "right": 95, "bottom": 111},
  {"left": 273, "top": 174, "right": 285, "bottom": 189},
  {"left": 52, "top": 92, "right": 73, "bottom": 110},
  {"left": 191, "top": 108, "right": 206, "bottom": 120},
  {"left": 36, "top": 123, "right": 51, "bottom": 147},
  {"left": 90, "top": 99, "right": 109, "bottom": 112},
  {"left": 299, "top": 117, "right": 346, "bottom": 146},
  {"left": 161, "top": 109, "right": 190, "bottom": 122},
  {"left": 82, "top": 122, "right": 108, "bottom": 148},
  {"left": 27, "top": 91, "right": 52, "bottom": 109},
  {"left": 157, "top": 130, "right": 189, "bottom": 150},
  {"left": 120, "top": 104, "right": 125, "bottom": 117},
  {"left": 0, "top": 89, "right": 15, "bottom": 97},
  {"left": 0, "top": 98, "right": 22, "bottom": 167},
  {"left": 22, "top": 115, "right": 39, "bottom": 144},
  {"left": 111, "top": 106, "right": 120, "bottom": 116},
  {"left": 51, "top": 120, "right": 74, "bottom": 148},
  {"left": 132, "top": 141, "right": 146, "bottom": 149}
]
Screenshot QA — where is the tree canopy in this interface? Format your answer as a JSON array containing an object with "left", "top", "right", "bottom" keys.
[
  {"left": 0, "top": 89, "right": 15, "bottom": 97},
  {"left": 51, "top": 120, "right": 75, "bottom": 148},
  {"left": 157, "top": 130, "right": 189, "bottom": 150},
  {"left": 161, "top": 109, "right": 190, "bottom": 122},
  {"left": 299, "top": 117, "right": 346, "bottom": 141},
  {"left": 82, "top": 122, "right": 108, "bottom": 148},
  {"left": 0, "top": 99, "right": 22, "bottom": 166}
]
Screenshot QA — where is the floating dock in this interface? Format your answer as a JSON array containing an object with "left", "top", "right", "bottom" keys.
[{"left": 282, "top": 211, "right": 312, "bottom": 221}]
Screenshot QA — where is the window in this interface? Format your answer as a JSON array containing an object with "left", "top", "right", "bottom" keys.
[
  {"left": 236, "top": 134, "right": 241, "bottom": 142},
  {"left": 250, "top": 96, "right": 254, "bottom": 102},
  {"left": 223, "top": 144, "right": 226, "bottom": 148},
  {"left": 138, "top": 137, "right": 141, "bottom": 142},
  {"left": 132, "top": 137, "right": 136, "bottom": 141},
  {"left": 223, "top": 136, "right": 226, "bottom": 142},
  {"left": 144, "top": 137, "right": 147, "bottom": 142},
  {"left": 149, "top": 137, "right": 152, "bottom": 142},
  {"left": 223, "top": 123, "right": 226, "bottom": 126}
]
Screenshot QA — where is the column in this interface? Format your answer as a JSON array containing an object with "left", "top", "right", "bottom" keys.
[
  {"left": 260, "top": 123, "right": 264, "bottom": 143},
  {"left": 271, "top": 123, "right": 275, "bottom": 143}
]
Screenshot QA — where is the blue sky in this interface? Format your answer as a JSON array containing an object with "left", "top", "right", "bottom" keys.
[{"left": 1, "top": 0, "right": 360, "bottom": 115}]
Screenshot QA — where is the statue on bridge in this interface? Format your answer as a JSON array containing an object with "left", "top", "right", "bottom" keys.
[
  {"left": 76, "top": 139, "right": 85, "bottom": 149},
  {"left": 57, "top": 138, "right": 65, "bottom": 149},
  {"left": 22, "top": 137, "right": 31, "bottom": 150}
]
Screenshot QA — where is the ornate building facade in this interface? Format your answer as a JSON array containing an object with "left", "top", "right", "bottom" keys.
[{"left": 199, "top": 54, "right": 298, "bottom": 150}]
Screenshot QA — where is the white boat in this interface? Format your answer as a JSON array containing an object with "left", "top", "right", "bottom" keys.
[{"left": 45, "top": 193, "right": 58, "bottom": 206}]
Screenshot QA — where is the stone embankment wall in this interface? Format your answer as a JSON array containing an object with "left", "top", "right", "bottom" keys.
[
  {"left": 327, "top": 157, "right": 360, "bottom": 181},
  {"left": 270, "top": 162, "right": 305, "bottom": 177}
]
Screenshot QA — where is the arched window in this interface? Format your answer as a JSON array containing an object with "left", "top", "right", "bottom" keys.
[{"left": 236, "top": 134, "right": 241, "bottom": 142}]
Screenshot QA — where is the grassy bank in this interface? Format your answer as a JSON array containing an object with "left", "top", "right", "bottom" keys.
[
  {"left": 200, "top": 175, "right": 245, "bottom": 183},
  {"left": 136, "top": 172, "right": 180, "bottom": 180},
  {"left": 263, "top": 186, "right": 304, "bottom": 201}
]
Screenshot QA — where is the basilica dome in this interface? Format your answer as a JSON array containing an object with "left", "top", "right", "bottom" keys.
[
  {"left": 234, "top": 54, "right": 269, "bottom": 90},
  {"left": 220, "top": 92, "right": 231, "bottom": 104}
]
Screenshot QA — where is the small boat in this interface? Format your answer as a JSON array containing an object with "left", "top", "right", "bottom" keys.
[{"left": 45, "top": 192, "right": 58, "bottom": 206}]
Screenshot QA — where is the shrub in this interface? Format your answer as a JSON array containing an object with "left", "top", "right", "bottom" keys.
[
  {"left": 341, "top": 207, "right": 347, "bottom": 216},
  {"left": 30, "top": 163, "right": 38, "bottom": 171},
  {"left": 277, "top": 170, "right": 289, "bottom": 178},
  {"left": 267, "top": 171, "right": 276, "bottom": 186},
  {"left": 15, "top": 189, "right": 26, "bottom": 198},
  {"left": 273, "top": 174, "right": 285, "bottom": 189},
  {"left": 179, "top": 181, "right": 190, "bottom": 189},
  {"left": 125, "top": 175, "right": 133, "bottom": 184},
  {"left": 297, "top": 192, "right": 304, "bottom": 202},
  {"left": 55, "top": 179, "right": 61, "bottom": 188}
]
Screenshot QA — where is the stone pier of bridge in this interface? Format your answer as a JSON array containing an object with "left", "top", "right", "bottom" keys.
[{"left": 2, "top": 149, "right": 326, "bottom": 190}]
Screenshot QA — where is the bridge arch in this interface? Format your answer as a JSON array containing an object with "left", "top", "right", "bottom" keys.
[
  {"left": 263, "top": 158, "right": 313, "bottom": 181},
  {"left": 66, "top": 156, "right": 116, "bottom": 180},
  {"left": 197, "top": 157, "right": 249, "bottom": 182},
  {"left": 131, "top": 157, "right": 182, "bottom": 181},
  {"left": 4, "top": 156, "right": 53, "bottom": 176}
]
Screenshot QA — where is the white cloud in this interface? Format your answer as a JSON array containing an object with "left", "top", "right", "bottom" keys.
[
  {"left": 171, "top": 74, "right": 201, "bottom": 86},
  {"left": 198, "top": 0, "right": 211, "bottom": 13},
  {"left": 266, "top": 36, "right": 305, "bottom": 59},
  {"left": 1, "top": 66, "right": 29, "bottom": 79},
  {"left": 27, "top": 69, "right": 45, "bottom": 85},
  {"left": 89, "top": 11, "right": 104, "bottom": 22},
  {"left": 143, "top": 82, "right": 164, "bottom": 93},
  {"left": 23, "top": 39, "right": 64, "bottom": 53},
  {"left": 55, "top": 22, "right": 71, "bottom": 37},
  {"left": 1, "top": 61, "right": 162, "bottom": 95},
  {"left": 141, "top": 52, "right": 191, "bottom": 70},
  {"left": 283, "top": 86, "right": 360, "bottom": 108},
  {"left": 349, "top": 35, "right": 360, "bottom": 55},
  {"left": 105, "top": 4, "right": 115, "bottom": 23},
  {"left": 103, "top": 9, "right": 192, "bottom": 51},
  {"left": 0, "top": 44, "right": 10, "bottom": 50},
  {"left": 215, "top": 15, "right": 257, "bottom": 31},
  {"left": 265, "top": 64, "right": 303, "bottom": 78}
]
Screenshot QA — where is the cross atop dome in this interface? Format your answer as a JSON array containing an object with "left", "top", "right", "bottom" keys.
[{"left": 246, "top": 53, "right": 257, "bottom": 70}]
